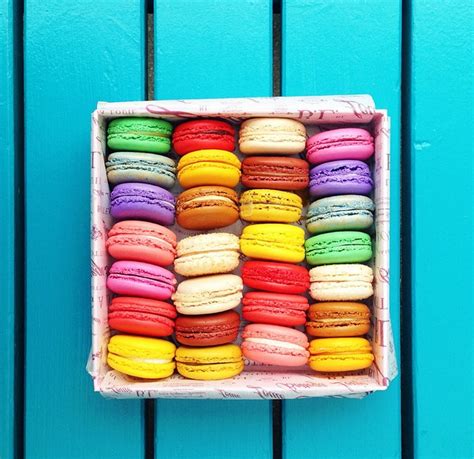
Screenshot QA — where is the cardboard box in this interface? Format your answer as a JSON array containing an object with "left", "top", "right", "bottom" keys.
[{"left": 89, "top": 95, "right": 397, "bottom": 399}]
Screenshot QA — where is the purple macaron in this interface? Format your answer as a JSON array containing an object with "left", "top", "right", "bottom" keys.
[
  {"left": 110, "top": 182, "right": 175, "bottom": 226},
  {"left": 309, "top": 160, "right": 373, "bottom": 198}
]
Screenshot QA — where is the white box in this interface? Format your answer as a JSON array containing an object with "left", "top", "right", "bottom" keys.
[{"left": 89, "top": 95, "right": 397, "bottom": 399}]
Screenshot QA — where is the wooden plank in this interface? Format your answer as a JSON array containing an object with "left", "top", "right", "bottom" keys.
[
  {"left": 24, "top": 2, "right": 146, "bottom": 457},
  {"left": 410, "top": 2, "right": 473, "bottom": 457},
  {"left": 154, "top": 1, "right": 273, "bottom": 457},
  {"left": 282, "top": 1, "right": 402, "bottom": 457},
  {"left": 0, "top": 1, "right": 21, "bottom": 458}
]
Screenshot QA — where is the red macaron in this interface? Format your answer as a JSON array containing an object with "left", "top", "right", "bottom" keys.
[
  {"left": 242, "top": 261, "right": 309, "bottom": 294},
  {"left": 175, "top": 310, "right": 240, "bottom": 346},
  {"left": 243, "top": 292, "right": 309, "bottom": 327},
  {"left": 108, "top": 296, "right": 177, "bottom": 337},
  {"left": 242, "top": 156, "right": 309, "bottom": 191},
  {"left": 172, "top": 119, "right": 236, "bottom": 155}
]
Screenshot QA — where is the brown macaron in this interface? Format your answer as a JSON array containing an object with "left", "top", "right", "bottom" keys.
[
  {"left": 175, "top": 310, "right": 240, "bottom": 346},
  {"left": 242, "top": 156, "right": 309, "bottom": 191},
  {"left": 306, "top": 302, "right": 371, "bottom": 337},
  {"left": 176, "top": 186, "right": 239, "bottom": 230}
]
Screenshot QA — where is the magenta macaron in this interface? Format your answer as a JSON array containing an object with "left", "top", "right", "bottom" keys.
[
  {"left": 306, "top": 128, "right": 374, "bottom": 165},
  {"left": 107, "top": 260, "right": 177, "bottom": 300},
  {"left": 241, "top": 324, "right": 309, "bottom": 366}
]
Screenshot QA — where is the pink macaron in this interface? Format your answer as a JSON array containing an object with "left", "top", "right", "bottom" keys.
[
  {"left": 242, "top": 324, "right": 309, "bottom": 366},
  {"left": 242, "top": 292, "right": 309, "bottom": 327},
  {"left": 107, "top": 260, "right": 176, "bottom": 300},
  {"left": 106, "top": 220, "right": 177, "bottom": 266},
  {"left": 306, "top": 128, "right": 374, "bottom": 164}
]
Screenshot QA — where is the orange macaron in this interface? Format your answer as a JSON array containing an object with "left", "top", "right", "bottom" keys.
[
  {"left": 176, "top": 186, "right": 239, "bottom": 230},
  {"left": 306, "top": 302, "right": 371, "bottom": 337}
]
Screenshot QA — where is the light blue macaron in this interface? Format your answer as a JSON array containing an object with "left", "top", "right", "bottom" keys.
[
  {"left": 306, "top": 195, "right": 375, "bottom": 234},
  {"left": 106, "top": 151, "right": 176, "bottom": 189}
]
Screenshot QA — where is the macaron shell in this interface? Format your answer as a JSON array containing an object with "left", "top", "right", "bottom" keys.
[
  {"left": 306, "top": 302, "right": 371, "bottom": 337},
  {"left": 176, "top": 186, "right": 239, "bottom": 230},
  {"left": 242, "top": 156, "right": 309, "bottom": 191},
  {"left": 242, "top": 323, "right": 309, "bottom": 366},
  {"left": 240, "top": 224, "right": 305, "bottom": 263},
  {"left": 305, "top": 231, "right": 372, "bottom": 265},
  {"left": 308, "top": 337, "right": 374, "bottom": 372},
  {"left": 242, "top": 261, "right": 309, "bottom": 294},
  {"left": 176, "top": 344, "right": 244, "bottom": 380},
  {"left": 107, "top": 334, "right": 176, "bottom": 379},
  {"left": 306, "top": 195, "right": 374, "bottom": 234},
  {"left": 174, "top": 250, "right": 240, "bottom": 277},
  {"left": 239, "top": 118, "right": 306, "bottom": 155},
  {"left": 106, "top": 151, "right": 176, "bottom": 189},
  {"left": 110, "top": 183, "right": 175, "bottom": 226},
  {"left": 107, "top": 354, "right": 175, "bottom": 379},
  {"left": 306, "top": 128, "right": 374, "bottom": 164},
  {"left": 309, "top": 160, "right": 373, "bottom": 198},
  {"left": 108, "top": 297, "right": 176, "bottom": 337},
  {"left": 242, "top": 292, "right": 309, "bottom": 326},
  {"left": 107, "top": 117, "right": 172, "bottom": 154},
  {"left": 107, "top": 261, "right": 176, "bottom": 300},
  {"left": 177, "top": 149, "right": 241, "bottom": 189},
  {"left": 175, "top": 310, "right": 240, "bottom": 346},
  {"left": 172, "top": 120, "right": 235, "bottom": 155},
  {"left": 107, "top": 221, "right": 177, "bottom": 266},
  {"left": 240, "top": 189, "right": 303, "bottom": 223},
  {"left": 172, "top": 274, "right": 243, "bottom": 315}
]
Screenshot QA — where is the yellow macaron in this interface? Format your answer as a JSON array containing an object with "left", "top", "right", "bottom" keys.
[
  {"left": 240, "top": 223, "right": 305, "bottom": 263},
  {"left": 308, "top": 337, "right": 374, "bottom": 372},
  {"left": 176, "top": 344, "right": 244, "bottom": 380},
  {"left": 240, "top": 189, "right": 303, "bottom": 223},
  {"left": 177, "top": 149, "right": 241, "bottom": 189},
  {"left": 107, "top": 334, "right": 176, "bottom": 379}
]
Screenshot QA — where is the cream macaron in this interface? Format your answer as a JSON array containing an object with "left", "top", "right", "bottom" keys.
[
  {"left": 172, "top": 274, "right": 243, "bottom": 315},
  {"left": 239, "top": 118, "right": 306, "bottom": 154}
]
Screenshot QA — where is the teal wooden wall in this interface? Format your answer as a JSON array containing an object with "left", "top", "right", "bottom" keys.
[{"left": 1, "top": 1, "right": 472, "bottom": 458}]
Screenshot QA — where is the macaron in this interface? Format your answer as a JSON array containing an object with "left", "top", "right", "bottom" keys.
[
  {"left": 107, "top": 260, "right": 176, "bottom": 300},
  {"left": 305, "top": 231, "right": 372, "bottom": 265},
  {"left": 242, "top": 260, "right": 309, "bottom": 294},
  {"left": 241, "top": 156, "right": 309, "bottom": 191},
  {"left": 108, "top": 296, "right": 177, "bottom": 337},
  {"left": 110, "top": 183, "right": 175, "bottom": 226},
  {"left": 172, "top": 119, "right": 235, "bottom": 155},
  {"left": 242, "top": 324, "right": 309, "bottom": 366},
  {"left": 106, "top": 152, "right": 176, "bottom": 189},
  {"left": 306, "top": 302, "right": 371, "bottom": 337},
  {"left": 309, "top": 160, "right": 373, "bottom": 198},
  {"left": 309, "top": 264, "right": 374, "bottom": 301},
  {"left": 172, "top": 274, "right": 243, "bottom": 315},
  {"left": 239, "top": 118, "right": 306, "bottom": 154},
  {"left": 306, "top": 128, "right": 374, "bottom": 164},
  {"left": 176, "top": 186, "right": 239, "bottom": 230},
  {"left": 174, "top": 233, "right": 240, "bottom": 277},
  {"left": 240, "top": 224, "right": 305, "bottom": 263},
  {"left": 306, "top": 195, "right": 375, "bottom": 234},
  {"left": 107, "top": 117, "right": 172, "bottom": 153},
  {"left": 242, "top": 292, "right": 309, "bottom": 327},
  {"left": 176, "top": 344, "right": 244, "bottom": 380},
  {"left": 175, "top": 310, "right": 240, "bottom": 346},
  {"left": 308, "top": 337, "right": 374, "bottom": 372},
  {"left": 240, "top": 189, "right": 303, "bottom": 223},
  {"left": 107, "top": 334, "right": 176, "bottom": 379},
  {"left": 106, "top": 220, "right": 177, "bottom": 266},
  {"left": 177, "top": 149, "right": 241, "bottom": 189}
]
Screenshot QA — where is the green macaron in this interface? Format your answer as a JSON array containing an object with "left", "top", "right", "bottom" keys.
[
  {"left": 107, "top": 117, "right": 173, "bottom": 153},
  {"left": 305, "top": 231, "right": 372, "bottom": 265}
]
